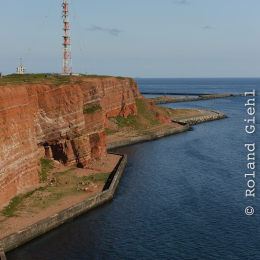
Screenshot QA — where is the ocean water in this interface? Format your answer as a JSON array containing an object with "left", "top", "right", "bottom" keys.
[
  {"left": 7, "top": 78, "right": 260, "bottom": 260},
  {"left": 136, "top": 78, "right": 259, "bottom": 95}
]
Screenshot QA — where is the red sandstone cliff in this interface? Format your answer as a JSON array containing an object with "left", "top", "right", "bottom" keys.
[
  {"left": 0, "top": 77, "right": 141, "bottom": 206},
  {"left": 0, "top": 86, "right": 40, "bottom": 207}
]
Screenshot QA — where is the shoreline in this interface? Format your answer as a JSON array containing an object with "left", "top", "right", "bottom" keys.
[
  {"left": 0, "top": 109, "right": 227, "bottom": 255},
  {"left": 107, "top": 109, "right": 226, "bottom": 149}
]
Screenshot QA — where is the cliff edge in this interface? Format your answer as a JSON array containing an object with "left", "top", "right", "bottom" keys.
[{"left": 0, "top": 76, "right": 141, "bottom": 207}]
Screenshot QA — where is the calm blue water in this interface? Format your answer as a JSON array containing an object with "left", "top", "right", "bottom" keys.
[
  {"left": 137, "top": 78, "right": 259, "bottom": 95},
  {"left": 7, "top": 78, "right": 260, "bottom": 260}
]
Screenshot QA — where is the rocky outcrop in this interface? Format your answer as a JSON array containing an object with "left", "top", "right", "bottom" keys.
[{"left": 0, "top": 77, "right": 141, "bottom": 207}]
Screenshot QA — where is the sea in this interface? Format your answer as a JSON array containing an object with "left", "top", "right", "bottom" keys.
[{"left": 7, "top": 78, "right": 260, "bottom": 260}]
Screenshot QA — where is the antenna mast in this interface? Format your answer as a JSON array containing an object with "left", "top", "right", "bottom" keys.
[
  {"left": 19, "top": 54, "right": 24, "bottom": 67},
  {"left": 62, "top": 0, "right": 73, "bottom": 73}
]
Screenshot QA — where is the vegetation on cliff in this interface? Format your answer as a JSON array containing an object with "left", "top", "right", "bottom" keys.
[
  {"left": 0, "top": 74, "right": 69, "bottom": 86},
  {"left": 39, "top": 158, "right": 55, "bottom": 182},
  {"left": 109, "top": 99, "right": 160, "bottom": 131},
  {"left": 106, "top": 98, "right": 176, "bottom": 134},
  {"left": 83, "top": 104, "right": 102, "bottom": 114},
  {"left": 0, "top": 74, "right": 134, "bottom": 86}
]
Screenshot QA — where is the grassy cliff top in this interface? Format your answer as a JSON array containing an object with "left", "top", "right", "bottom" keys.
[{"left": 0, "top": 73, "right": 132, "bottom": 86}]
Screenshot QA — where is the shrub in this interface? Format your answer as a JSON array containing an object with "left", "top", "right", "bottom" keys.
[{"left": 83, "top": 104, "right": 102, "bottom": 114}]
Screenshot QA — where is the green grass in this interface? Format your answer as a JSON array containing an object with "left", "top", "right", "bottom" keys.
[
  {"left": 81, "top": 74, "right": 111, "bottom": 79},
  {"left": 155, "top": 105, "right": 178, "bottom": 116},
  {"left": 53, "top": 168, "right": 77, "bottom": 182},
  {"left": 112, "top": 99, "right": 160, "bottom": 131},
  {"left": 74, "top": 172, "right": 110, "bottom": 184},
  {"left": 1, "top": 167, "right": 77, "bottom": 218},
  {"left": 75, "top": 80, "right": 84, "bottom": 84},
  {"left": 115, "top": 76, "right": 135, "bottom": 86},
  {"left": 128, "top": 78, "right": 134, "bottom": 86},
  {"left": 0, "top": 73, "right": 135, "bottom": 87},
  {"left": 0, "top": 74, "right": 71, "bottom": 86},
  {"left": 105, "top": 128, "right": 118, "bottom": 135},
  {"left": 115, "top": 114, "right": 141, "bottom": 129},
  {"left": 0, "top": 186, "right": 48, "bottom": 218},
  {"left": 39, "top": 158, "right": 55, "bottom": 182},
  {"left": 135, "top": 99, "right": 159, "bottom": 125},
  {"left": 1, "top": 195, "right": 25, "bottom": 217},
  {"left": 29, "top": 188, "right": 70, "bottom": 210},
  {"left": 0, "top": 163, "right": 110, "bottom": 218},
  {"left": 73, "top": 134, "right": 82, "bottom": 138},
  {"left": 83, "top": 104, "right": 102, "bottom": 114}
]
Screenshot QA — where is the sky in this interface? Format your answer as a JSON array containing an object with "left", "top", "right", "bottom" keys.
[{"left": 0, "top": 0, "right": 260, "bottom": 78}]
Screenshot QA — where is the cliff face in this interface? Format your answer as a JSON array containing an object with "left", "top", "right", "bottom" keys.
[
  {"left": 0, "top": 77, "right": 141, "bottom": 206},
  {"left": 0, "top": 86, "right": 40, "bottom": 206},
  {"left": 99, "top": 78, "right": 139, "bottom": 118}
]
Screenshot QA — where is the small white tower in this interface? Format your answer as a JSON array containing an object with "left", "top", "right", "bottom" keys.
[{"left": 17, "top": 54, "right": 26, "bottom": 74}]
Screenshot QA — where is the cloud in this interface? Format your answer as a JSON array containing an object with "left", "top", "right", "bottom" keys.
[
  {"left": 173, "top": 0, "right": 189, "bottom": 4},
  {"left": 88, "top": 25, "right": 122, "bottom": 36},
  {"left": 203, "top": 26, "right": 212, "bottom": 29}
]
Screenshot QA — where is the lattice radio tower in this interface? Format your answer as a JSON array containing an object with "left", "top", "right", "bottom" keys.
[{"left": 62, "top": 0, "right": 73, "bottom": 73}]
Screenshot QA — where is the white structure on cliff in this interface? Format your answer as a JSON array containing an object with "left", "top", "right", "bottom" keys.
[{"left": 17, "top": 54, "right": 26, "bottom": 74}]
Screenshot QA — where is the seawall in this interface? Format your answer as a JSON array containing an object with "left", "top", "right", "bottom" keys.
[
  {"left": 107, "top": 109, "right": 227, "bottom": 150},
  {"left": 0, "top": 154, "right": 127, "bottom": 253},
  {"left": 152, "top": 93, "right": 244, "bottom": 104},
  {"left": 171, "top": 109, "right": 227, "bottom": 125},
  {"left": 107, "top": 125, "right": 189, "bottom": 150}
]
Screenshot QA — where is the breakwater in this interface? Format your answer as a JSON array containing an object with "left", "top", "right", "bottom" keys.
[
  {"left": 151, "top": 93, "right": 244, "bottom": 104},
  {"left": 171, "top": 109, "right": 227, "bottom": 125},
  {"left": 141, "top": 92, "right": 216, "bottom": 96},
  {"left": 0, "top": 154, "right": 127, "bottom": 253}
]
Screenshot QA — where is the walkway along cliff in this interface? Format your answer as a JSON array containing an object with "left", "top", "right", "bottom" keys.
[{"left": 0, "top": 76, "right": 142, "bottom": 207}]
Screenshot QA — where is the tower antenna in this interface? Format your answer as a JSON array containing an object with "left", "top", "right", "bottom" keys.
[
  {"left": 62, "top": 0, "right": 73, "bottom": 74},
  {"left": 19, "top": 54, "right": 24, "bottom": 67}
]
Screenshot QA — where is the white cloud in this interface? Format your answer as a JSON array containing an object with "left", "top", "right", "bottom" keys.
[{"left": 88, "top": 25, "right": 122, "bottom": 36}]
